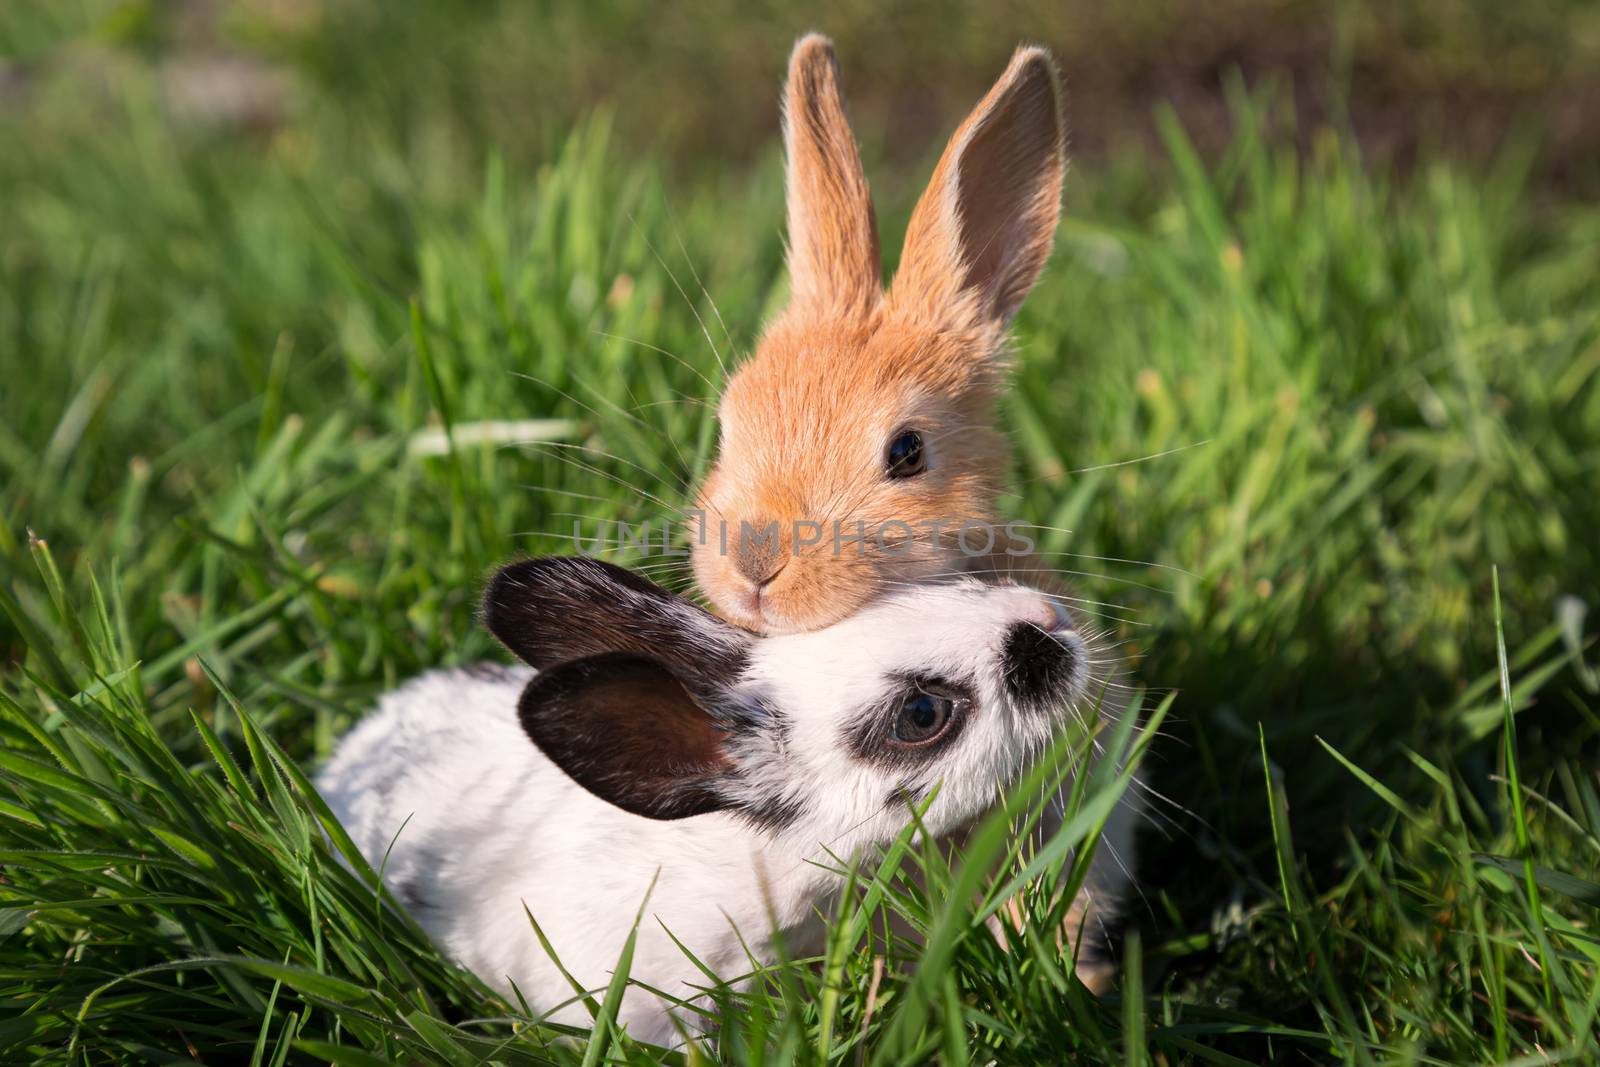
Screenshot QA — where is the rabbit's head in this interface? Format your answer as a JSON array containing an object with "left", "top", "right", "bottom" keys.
[
  {"left": 483, "top": 557, "right": 1096, "bottom": 849},
  {"left": 692, "top": 36, "right": 1065, "bottom": 634}
]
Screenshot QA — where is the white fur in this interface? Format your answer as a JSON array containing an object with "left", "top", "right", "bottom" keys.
[{"left": 317, "top": 576, "right": 1138, "bottom": 1045}]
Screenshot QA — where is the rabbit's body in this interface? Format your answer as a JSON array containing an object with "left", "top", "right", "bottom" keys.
[
  {"left": 319, "top": 665, "right": 829, "bottom": 1039},
  {"left": 318, "top": 557, "right": 1135, "bottom": 1045}
]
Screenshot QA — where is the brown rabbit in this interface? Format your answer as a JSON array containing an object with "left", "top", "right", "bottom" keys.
[{"left": 691, "top": 34, "right": 1066, "bottom": 635}]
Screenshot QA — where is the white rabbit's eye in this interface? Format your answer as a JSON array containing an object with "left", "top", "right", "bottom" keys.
[
  {"left": 885, "top": 430, "right": 927, "bottom": 478},
  {"left": 844, "top": 675, "right": 975, "bottom": 766},
  {"left": 891, "top": 689, "right": 957, "bottom": 745}
]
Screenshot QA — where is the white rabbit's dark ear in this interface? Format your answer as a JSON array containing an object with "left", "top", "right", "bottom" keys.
[
  {"left": 518, "top": 652, "right": 734, "bottom": 820},
  {"left": 891, "top": 45, "right": 1064, "bottom": 329},
  {"left": 482, "top": 556, "right": 750, "bottom": 687},
  {"left": 782, "top": 33, "right": 882, "bottom": 320}
]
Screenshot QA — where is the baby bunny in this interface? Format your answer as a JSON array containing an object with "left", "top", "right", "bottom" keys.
[
  {"left": 317, "top": 556, "right": 1134, "bottom": 1046},
  {"left": 693, "top": 35, "right": 1067, "bottom": 634}
]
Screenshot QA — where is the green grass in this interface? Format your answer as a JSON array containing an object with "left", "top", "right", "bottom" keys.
[{"left": 3, "top": 16, "right": 1600, "bottom": 1065}]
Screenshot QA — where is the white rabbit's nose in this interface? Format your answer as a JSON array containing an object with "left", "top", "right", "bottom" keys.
[
  {"left": 1016, "top": 593, "right": 1073, "bottom": 634},
  {"left": 1000, "top": 608, "right": 1085, "bottom": 707}
]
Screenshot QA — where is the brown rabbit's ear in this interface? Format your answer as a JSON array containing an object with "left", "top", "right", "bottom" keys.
[
  {"left": 891, "top": 46, "right": 1064, "bottom": 329},
  {"left": 782, "top": 34, "right": 882, "bottom": 319}
]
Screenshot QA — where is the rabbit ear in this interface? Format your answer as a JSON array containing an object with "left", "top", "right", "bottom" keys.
[
  {"left": 890, "top": 46, "right": 1064, "bottom": 330},
  {"left": 782, "top": 33, "right": 882, "bottom": 319},
  {"left": 518, "top": 652, "right": 735, "bottom": 820},
  {"left": 482, "top": 557, "right": 750, "bottom": 691}
]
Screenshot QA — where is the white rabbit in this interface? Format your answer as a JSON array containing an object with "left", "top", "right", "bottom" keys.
[{"left": 317, "top": 556, "right": 1138, "bottom": 1045}]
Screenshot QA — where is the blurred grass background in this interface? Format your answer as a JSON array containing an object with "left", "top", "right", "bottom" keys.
[
  {"left": 2, "top": 1, "right": 1599, "bottom": 1063},
  {"left": 7, "top": 0, "right": 1600, "bottom": 187}
]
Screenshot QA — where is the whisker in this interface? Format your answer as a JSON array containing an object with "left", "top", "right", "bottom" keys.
[
  {"left": 1067, "top": 438, "right": 1214, "bottom": 475},
  {"left": 660, "top": 187, "right": 737, "bottom": 354},
  {"left": 507, "top": 369, "right": 698, "bottom": 491},
  {"left": 590, "top": 329, "right": 720, "bottom": 397},
  {"left": 520, "top": 439, "right": 690, "bottom": 502},
  {"left": 631, "top": 396, "right": 718, "bottom": 414},
  {"left": 627, "top": 207, "right": 730, "bottom": 381},
  {"left": 514, "top": 453, "right": 695, "bottom": 520}
]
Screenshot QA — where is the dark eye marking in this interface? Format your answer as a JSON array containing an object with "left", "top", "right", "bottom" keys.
[
  {"left": 885, "top": 429, "right": 927, "bottom": 479},
  {"left": 738, "top": 789, "right": 806, "bottom": 833},
  {"left": 883, "top": 780, "right": 935, "bottom": 812},
  {"left": 843, "top": 673, "right": 976, "bottom": 769}
]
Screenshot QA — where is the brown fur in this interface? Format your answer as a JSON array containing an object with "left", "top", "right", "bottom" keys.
[
  {"left": 692, "top": 36, "right": 1066, "bottom": 634},
  {"left": 782, "top": 35, "right": 881, "bottom": 319}
]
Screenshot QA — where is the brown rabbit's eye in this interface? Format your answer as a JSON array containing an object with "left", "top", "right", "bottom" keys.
[{"left": 885, "top": 430, "right": 926, "bottom": 479}]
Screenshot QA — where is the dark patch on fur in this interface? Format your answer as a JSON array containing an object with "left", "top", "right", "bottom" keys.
[
  {"left": 740, "top": 788, "right": 806, "bottom": 832},
  {"left": 1070, "top": 901, "right": 1125, "bottom": 972},
  {"left": 1001, "top": 623, "right": 1076, "bottom": 709},
  {"left": 844, "top": 672, "right": 976, "bottom": 770},
  {"left": 882, "top": 780, "right": 934, "bottom": 813},
  {"left": 720, "top": 692, "right": 800, "bottom": 831},
  {"left": 773, "top": 705, "right": 792, "bottom": 746},
  {"left": 743, "top": 693, "right": 789, "bottom": 747},
  {"left": 396, "top": 879, "right": 432, "bottom": 913},
  {"left": 460, "top": 661, "right": 519, "bottom": 682}
]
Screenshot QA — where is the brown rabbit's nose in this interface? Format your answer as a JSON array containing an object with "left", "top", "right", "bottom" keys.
[{"left": 733, "top": 517, "right": 788, "bottom": 587}]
